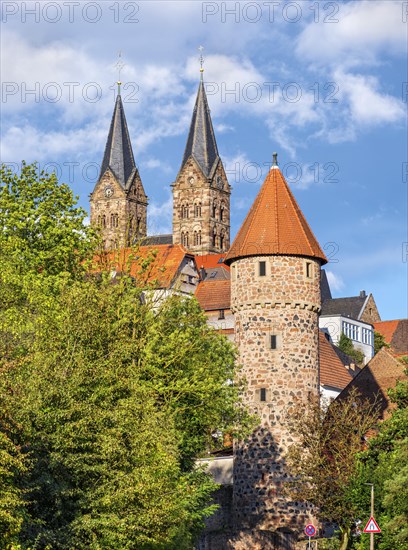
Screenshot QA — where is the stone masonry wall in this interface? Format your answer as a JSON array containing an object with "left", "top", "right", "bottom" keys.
[
  {"left": 231, "top": 255, "right": 321, "bottom": 539},
  {"left": 90, "top": 170, "right": 147, "bottom": 248},
  {"left": 172, "top": 157, "right": 230, "bottom": 254}
]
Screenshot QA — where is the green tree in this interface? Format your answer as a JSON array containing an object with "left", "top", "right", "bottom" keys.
[
  {"left": 373, "top": 331, "right": 389, "bottom": 355},
  {"left": 286, "top": 389, "right": 379, "bottom": 550},
  {"left": 338, "top": 333, "right": 365, "bottom": 366},
  {"left": 350, "top": 372, "right": 408, "bottom": 550}
]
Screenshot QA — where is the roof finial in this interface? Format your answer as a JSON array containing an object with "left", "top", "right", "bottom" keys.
[
  {"left": 272, "top": 152, "right": 279, "bottom": 169},
  {"left": 115, "top": 51, "right": 125, "bottom": 96},
  {"left": 198, "top": 45, "right": 205, "bottom": 80}
]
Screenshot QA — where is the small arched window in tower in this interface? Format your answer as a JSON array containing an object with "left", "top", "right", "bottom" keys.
[
  {"left": 111, "top": 213, "right": 119, "bottom": 228},
  {"left": 220, "top": 231, "right": 225, "bottom": 250},
  {"left": 212, "top": 202, "right": 217, "bottom": 218},
  {"left": 220, "top": 203, "right": 225, "bottom": 221},
  {"left": 305, "top": 261, "right": 312, "bottom": 279},
  {"left": 260, "top": 388, "right": 267, "bottom": 402},
  {"left": 194, "top": 202, "right": 202, "bottom": 218},
  {"left": 102, "top": 215, "right": 106, "bottom": 228},
  {"left": 211, "top": 229, "right": 217, "bottom": 246},
  {"left": 97, "top": 215, "right": 101, "bottom": 226},
  {"left": 259, "top": 261, "right": 266, "bottom": 277},
  {"left": 181, "top": 204, "right": 189, "bottom": 219},
  {"left": 181, "top": 231, "right": 189, "bottom": 248}
]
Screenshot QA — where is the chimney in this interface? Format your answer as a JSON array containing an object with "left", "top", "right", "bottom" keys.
[
  {"left": 360, "top": 290, "right": 366, "bottom": 298},
  {"left": 199, "top": 266, "right": 206, "bottom": 281}
]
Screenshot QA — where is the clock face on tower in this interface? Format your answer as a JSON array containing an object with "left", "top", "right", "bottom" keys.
[{"left": 104, "top": 186, "right": 113, "bottom": 198}]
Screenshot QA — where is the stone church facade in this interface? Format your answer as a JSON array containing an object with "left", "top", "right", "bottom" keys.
[{"left": 90, "top": 75, "right": 348, "bottom": 549}]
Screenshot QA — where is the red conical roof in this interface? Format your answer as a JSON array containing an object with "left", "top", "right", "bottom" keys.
[{"left": 225, "top": 165, "right": 327, "bottom": 265}]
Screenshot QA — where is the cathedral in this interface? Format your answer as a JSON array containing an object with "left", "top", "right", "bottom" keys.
[{"left": 89, "top": 72, "right": 379, "bottom": 549}]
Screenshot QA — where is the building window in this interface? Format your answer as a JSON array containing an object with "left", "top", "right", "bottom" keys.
[
  {"left": 181, "top": 231, "right": 189, "bottom": 247},
  {"left": 193, "top": 230, "right": 202, "bottom": 246},
  {"left": 102, "top": 214, "right": 106, "bottom": 228},
  {"left": 362, "top": 327, "right": 372, "bottom": 345},
  {"left": 260, "top": 388, "right": 267, "bottom": 402},
  {"left": 194, "top": 202, "right": 202, "bottom": 217},
  {"left": 181, "top": 204, "right": 189, "bottom": 219},
  {"left": 305, "top": 261, "right": 312, "bottom": 278},
  {"left": 212, "top": 229, "right": 217, "bottom": 247},
  {"left": 220, "top": 232, "right": 224, "bottom": 250},
  {"left": 220, "top": 204, "right": 224, "bottom": 221},
  {"left": 218, "top": 309, "right": 225, "bottom": 320},
  {"left": 342, "top": 321, "right": 359, "bottom": 342},
  {"left": 212, "top": 202, "right": 217, "bottom": 218},
  {"left": 270, "top": 335, "right": 277, "bottom": 349},
  {"left": 259, "top": 261, "right": 266, "bottom": 276},
  {"left": 110, "top": 213, "right": 119, "bottom": 228}
]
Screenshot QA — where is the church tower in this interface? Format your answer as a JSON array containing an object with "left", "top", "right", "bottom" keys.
[
  {"left": 225, "top": 154, "right": 327, "bottom": 546},
  {"left": 90, "top": 89, "right": 148, "bottom": 248},
  {"left": 172, "top": 70, "right": 231, "bottom": 254}
]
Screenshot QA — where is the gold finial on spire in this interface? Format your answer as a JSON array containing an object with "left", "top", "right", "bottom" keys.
[
  {"left": 115, "top": 51, "right": 125, "bottom": 95},
  {"left": 198, "top": 45, "right": 204, "bottom": 79}
]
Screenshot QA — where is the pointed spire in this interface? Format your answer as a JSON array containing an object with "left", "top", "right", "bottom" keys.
[
  {"left": 180, "top": 77, "right": 220, "bottom": 179},
  {"left": 100, "top": 94, "right": 137, "bottom": 188},
  {"left": 225, "top": 158, "right": 327, "bottom": 265}
]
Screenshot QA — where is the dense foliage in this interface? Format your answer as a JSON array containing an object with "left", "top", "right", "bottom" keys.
[
  {"left": 338, "top": 333, "right": 365, "bottom": 366},
  {"left": 287, "top": 389, "right": 379, "bottom": 550},
  {"left": 0, "top": 163, "right": 252, "bottom": 549}
]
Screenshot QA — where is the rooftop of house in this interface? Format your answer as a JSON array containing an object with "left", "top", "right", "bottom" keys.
[
  {"left": 337, "top": 347, "right": 407, "bottom": 420},
  {"left": 374, "top": 319, "right": 408, "bottom": 357},
  {"left": 195, "top": 279, "right": 231, "bottom": 311},
  {"left": 96, "top": 244, "right": 194, "bottom": 289},
  {"left": 319, "top": 331, "right": 354, "bottom": 390},
  {"left": 320, "top": 292, "right": 370, "bottom": 320},
  {"left": 225, "top": 161, "right": 327, "bottom": 265}
]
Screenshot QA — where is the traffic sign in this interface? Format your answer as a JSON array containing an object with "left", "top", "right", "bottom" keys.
[
  {"left": 304, "top": 524, "right": 316, "bottom": 537},
  {"left": 363, "top": 517, "right": 381, "bottom": 534}
]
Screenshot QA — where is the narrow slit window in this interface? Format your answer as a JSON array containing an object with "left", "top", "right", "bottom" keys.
[
  {"left": 259, "top": 261, "right": 266, "bottom": 276},
  {"left": 306, "top": 262, "right": 312, "bottom": 278},
  {"left": 270, "top": 335, "right": 277, "bottom": 349},
  {"left": 260, "top": 388, "right": 267, "bottom": 402}
]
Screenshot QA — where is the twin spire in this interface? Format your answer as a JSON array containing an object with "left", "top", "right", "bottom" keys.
[{"left": 100, "top": 93, "right": 137, "bottom": 189}]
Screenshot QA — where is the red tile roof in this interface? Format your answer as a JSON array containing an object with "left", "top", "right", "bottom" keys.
[
  {"left": 337, "top": 347, "right": 407, "bottom": 420},
  {"left": 374, "top": 320, "right": 408, "bottom": 356},
  {"left": 319, "top": 332, "right": 353, "bottom": 390},
  {"left": 195, "top": 280, "right": 231, "bottom": 311},
  {"left": 225, "top": 166, "right": 327, "bottom": 265},
  {"left": 195, "top": 254, "right": 230, "bottom": 271},
  {"left": 95, "top": 244, "right": 190, "bottom": 288}
]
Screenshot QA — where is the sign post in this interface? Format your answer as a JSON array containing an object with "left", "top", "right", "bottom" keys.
[{"left": 304, "top": 524, "right": 316, "bottom": 549}]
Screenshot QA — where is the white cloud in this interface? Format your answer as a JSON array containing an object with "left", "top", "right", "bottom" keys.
[
  {"left": 297, "top": 1, "right": 405, "bottom": 68},
  {"left": 326, "top": 270, "right": 345, "bottom": 292},
  {"left": 334, "top": 70, "right": 404, "bottom": 125}
]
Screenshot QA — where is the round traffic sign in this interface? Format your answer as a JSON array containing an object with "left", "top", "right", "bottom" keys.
[{"left": 305, "top": 524, "right": 316, "bottom": 537}]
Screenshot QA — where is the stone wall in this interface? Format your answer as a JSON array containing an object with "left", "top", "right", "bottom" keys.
[
  {"left": 172, "top": 157, "right": 230, "bottom": 254},
  {"left": 230, "top": 255, "right": 321, "bottom": 535}
]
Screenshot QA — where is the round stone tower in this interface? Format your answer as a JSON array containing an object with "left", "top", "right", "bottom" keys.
[{"left": 224, "top": 154, "right": 327, "bottom": 546}]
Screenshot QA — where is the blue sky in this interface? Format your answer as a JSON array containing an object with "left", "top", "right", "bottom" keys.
[{"left": 1, "top": 0, "right": 407, "bottom": 320}]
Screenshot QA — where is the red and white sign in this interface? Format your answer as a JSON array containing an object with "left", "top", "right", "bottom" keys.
[
  {"left": 304, "top": 524, "right": 316, "bottom": 537},
  {"left": 363, "top": 517, "right": 381, "bottom": 533}
]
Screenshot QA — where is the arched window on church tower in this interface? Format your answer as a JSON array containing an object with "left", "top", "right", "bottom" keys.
[
  {"left": 181, "top": 204, "right": 189, "bottom": 219},
  {"left": 181, "top": 231, "right": 189, "bottom": 247},
  {"left": 220, "top": 203, "right": 225, "bottom": 222},
  {"left": 102, "top": 215, "right": 106, "bottom": 228},
  {"left": 212, "top": 228, "right": 217, "bottom": 247},
  {"left": 111, "top": 213, "right": 119, "bottom": 228},
  {"left": 212, "top": 201, "right": 217, "bottom": 219},
  {"left": 194, "top": 202, "right": 202, "bottom": 218},
  {"left": 220, "top": 231, "right": 225, "bottom": 250}
]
